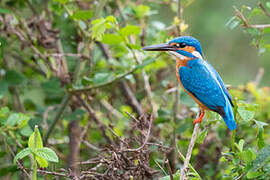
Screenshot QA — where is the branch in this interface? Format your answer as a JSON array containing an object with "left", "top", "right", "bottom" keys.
[
  {"left": 258, "top": 2, "right": 270, "bottom": 18},
  {"left": 68, "top": 66, "right": 141, "bottom": 93},
  {"left": 76, "top": 95, "right": 113, "bottom": 144},
  {"left": 180, "top": 113, "right": 200, "bottom": 180},
  {"left": 177, "top": 145, "right": 202, "bottom": 179},
  {"left": 124, "top": 114, "right": 153, "bottom": 152},
  {"left": 43, "top": 94, "right": 71, "bottom": 144},
  {"left": 95, "top": 41, "right": 145, "bottom": 117},
  {"left": 234, "top": 6, "right": 270, "bottom": 29}
]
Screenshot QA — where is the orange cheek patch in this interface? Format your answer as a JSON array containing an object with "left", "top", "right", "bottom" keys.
[{"left": 182, "top": 46, "right": 195, "bottom": 53}]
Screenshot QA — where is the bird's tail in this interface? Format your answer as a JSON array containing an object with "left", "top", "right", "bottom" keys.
[{"left": 222, "top": 98, "right": 237, "bottom": 130}]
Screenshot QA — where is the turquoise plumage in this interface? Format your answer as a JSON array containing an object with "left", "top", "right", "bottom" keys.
[
  {"left": 142, "top": 36, "right": 236, "bottom": 130},
  {"left": 179, "top": 59, "right": 236, "bottom": 130}
]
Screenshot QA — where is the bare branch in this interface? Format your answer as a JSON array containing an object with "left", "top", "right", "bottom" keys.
[
  {"left": 180, "top": 113, "right": 200, "bottom": 180},
  {"left": 258, "top": 2, "right": 270, "bottom": 18},
  {"left": 125, "top": 115, "right": 153, "bottom": 152}
]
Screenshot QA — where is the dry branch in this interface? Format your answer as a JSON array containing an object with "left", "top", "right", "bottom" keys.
[{"left": 180, "top": 113, "right": 200, "bottom": 180}]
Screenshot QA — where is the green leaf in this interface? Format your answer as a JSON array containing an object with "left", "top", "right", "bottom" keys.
[
  {"left": 254, "top": 120, "right": 267, "bottom": 149},
  {"left": 240, "top": 149, "right": 256, "bottom": 164},
  {"left": 267, "top": 2, "right": 270, "bottom": 9},
  {"left": 136, "top": 57, "right": 156, "bottom": 69},
  {"left": 71, "top": 10, "right": 93, "bottom": 20},
  {"left": 133, "top": 5, "right": 150, "bottom": 18},
  {"left": 244, "top": 28, "right": 260, "bottom": 36},
  {"left": 4, "top": 70, "right": 27, "bottom": 86},
  {"left": 119, "top": 25, "right": 141, "bottom": 36},
  {"left": 17, "top": 113, "right": 30, "bottom": 128},
  {"left": 238, "top": 139, "right": 245, "bottom": 152},
  {"left": 229, "top": 20, "right": 240, "bottom": 30},
  {"left": 93, "top": 72, "right": 114, "bottom": 84},
  {"left": 36, "top": 148, "right": 59, "bottom": 163},
  {"left": 0, "top": 165, "right": 17, "bottom": 177},
  {"left": 0, "top": 8, "right": 12, "bottom": 14},
  {"left": 0, "top": 107, "right": 9, "bottom": 117},
  {"left": 105, "top": 16, "right": 117, "bottom": 23},
  {"left": 160, "top": 172, "right": 180, "bottom": 180},
  {"left": 5, "top": 113, "right": 19, "bottom": 126},
  {"left": 91, "top": 18, "right": 106, "bottom": 41},
  {"left": 196, "top": 129, "right": 208, "bottom": 144},
  {"left": 53, "top": 0, "right": 69, "bottom": 4},
  {"left": 257, "top": 128, "right": 266, "bottom": 149},
  {"left": 247, "top": 170, "right": 263, "bottom": 179},
  {"left": 248, "top": 144, "right": 270, "bottom": 172},
  {"left": 254, "top": 120, "right": 268, "bottom": 129},
  {"left": 35, "top": 156, "right": 48, "bottom": 168},
  {"left": 238, "top": 107, "right": 255, "bottom": 122},
  {"left": 127, "top": 43, "right": 142, "bottom": 50},
  {"left": 20, "top": 125, "right": 33, "bottom": 137},
  {"left": 102, "top": 34, "right": 123, "bottom": 45},
  {"left": 28, "top": 126, "right": 43, "bottom": 149},
  {"left": 14, "top": 148, "right": 32, "bottom": 163}
]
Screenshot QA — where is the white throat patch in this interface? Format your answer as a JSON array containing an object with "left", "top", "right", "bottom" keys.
[
  {"left": 167, "top": 51, "right": 186, "bottom": 60},
  {"left": 192, "top": 51, "right": 203, "bottom": 59},
  {"left": 167, "top": 50, "right": 202, "bottom": 60}
]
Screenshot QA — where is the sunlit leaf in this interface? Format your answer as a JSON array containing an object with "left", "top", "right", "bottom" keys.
[
  {"left": 247, "top": 144, "right": 270, "bottom": 173},
  {"left": 71, "top": 10, "right": 93, "bottom": 20},
  {"left": 13, "top": 148, "right": 32, "bottom": 164},
  {"left": 0, "top": 8, "right": 12, "bottom": 14},
  {"left": 133, "top": 5, "right": 150, "bottom": 18},
  {"left": 238, "top": 107, "right": 255, "bottom": 122},
  {"left": 36, "top": 148, "right": 59, "bottom": 163},
  {"left": 36, "top": 156, "right": 48, "bottom": 168},
  {"left": 119, "top": 25, "right": 141, "bottom": 36},
  {"left": 28, "top": 126, "right": 43, "bottom": 149},
  {"left": 102, "top": 34, "right": 123, "bottom": 45},
  {"left": 247, "top": 170, "right": 263, "bottom": 179}
]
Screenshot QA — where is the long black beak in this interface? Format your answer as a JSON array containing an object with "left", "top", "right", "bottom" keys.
[{"left": 142, "top": 43, "right": 176, "bottom": 51}]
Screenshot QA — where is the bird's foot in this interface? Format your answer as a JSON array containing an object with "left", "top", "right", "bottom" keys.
[{"left": 193, "top": 111, "right": 205, "bottom": 124}]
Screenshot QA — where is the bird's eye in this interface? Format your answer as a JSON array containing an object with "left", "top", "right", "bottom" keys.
[{"left": 179, "top": 42, "right": 186, "bottom": 48}]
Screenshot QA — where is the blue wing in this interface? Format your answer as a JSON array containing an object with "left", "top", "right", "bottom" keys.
[
  {"left": 179, "top": 59, "right": 236, "bottom": 130},
  {"left": 204, "top": 61, "right": 234, "bottom": 107}
]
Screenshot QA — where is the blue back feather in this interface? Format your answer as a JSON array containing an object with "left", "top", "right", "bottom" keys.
[{"left": 179, "top": 59, "right": 236, "bottom": 130}]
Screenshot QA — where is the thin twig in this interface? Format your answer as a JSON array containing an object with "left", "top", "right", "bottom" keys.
[
  {"left": 258, "top": 2, "right": 270, "bottom": 18},
  {"left": 69, "top": 65, "right": 142, "bottom": 93},
  {"left": 180, "top": 113, "right": 200, "bottom": 180},
  {"left": 234, "top": 6, "right": 270, "bottom": 29},
  {"left": 165, "top": 159, "right": 174, "bottom": 180},
  {"left": 76, "top": 95, "right": 113, "bottom": 144},
  {"left": 4, "top": 138, "right": 31, "bottom": 179},
  {"left": 43, "top": 94, "right": 71, "bottom": 144},
  {"left": 177, "top": 145, "right": 202, "bottom": 179},
  {"left": 125, "top": 115, "right": 153, "bottom": 152},
  {"left": 37, "top": 169, "right": 67, "bottom": 177}
]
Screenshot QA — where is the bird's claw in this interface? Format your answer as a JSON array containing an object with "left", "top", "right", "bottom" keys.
[{"left": 193, "top": 111, "right": 205, "bottom": 124}]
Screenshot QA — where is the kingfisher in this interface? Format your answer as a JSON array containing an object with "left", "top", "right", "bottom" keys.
[{"left": 142, "top": 36, "right": 236, "bottom": 130}]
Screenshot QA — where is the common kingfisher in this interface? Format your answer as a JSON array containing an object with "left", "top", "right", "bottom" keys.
[{"left": 142, "top": 36, "right": 236, "bottom": 130}]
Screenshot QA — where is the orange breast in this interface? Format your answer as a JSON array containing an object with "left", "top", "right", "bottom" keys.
[{"left": 175, "top": 58, "right": 209, "bottom": 110}]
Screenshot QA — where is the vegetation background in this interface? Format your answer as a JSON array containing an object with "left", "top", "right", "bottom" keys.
[{"left": 0, "top": 0, "right": 270, "bottom": 179}]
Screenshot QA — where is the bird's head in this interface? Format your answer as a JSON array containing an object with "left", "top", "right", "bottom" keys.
[{"left": 142, "top": 36, "right": 203, "bottom": 60}]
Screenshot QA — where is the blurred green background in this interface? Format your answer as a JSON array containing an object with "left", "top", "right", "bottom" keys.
[{"left": 150, "top": 0, "right": 269, "bottom": 84}]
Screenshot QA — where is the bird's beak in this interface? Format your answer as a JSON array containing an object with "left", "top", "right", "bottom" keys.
[{"left": 142, "top": 43, "right": 176, "bottom": 51}]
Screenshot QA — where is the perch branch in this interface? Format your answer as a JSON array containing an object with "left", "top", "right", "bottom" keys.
[{"left": 180, "top": 113, "right": 200, "bottom": 180}]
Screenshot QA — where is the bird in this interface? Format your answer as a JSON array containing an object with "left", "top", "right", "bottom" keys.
[{"left": 142, "top": 36, "right": 236, "bottom": 130}]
